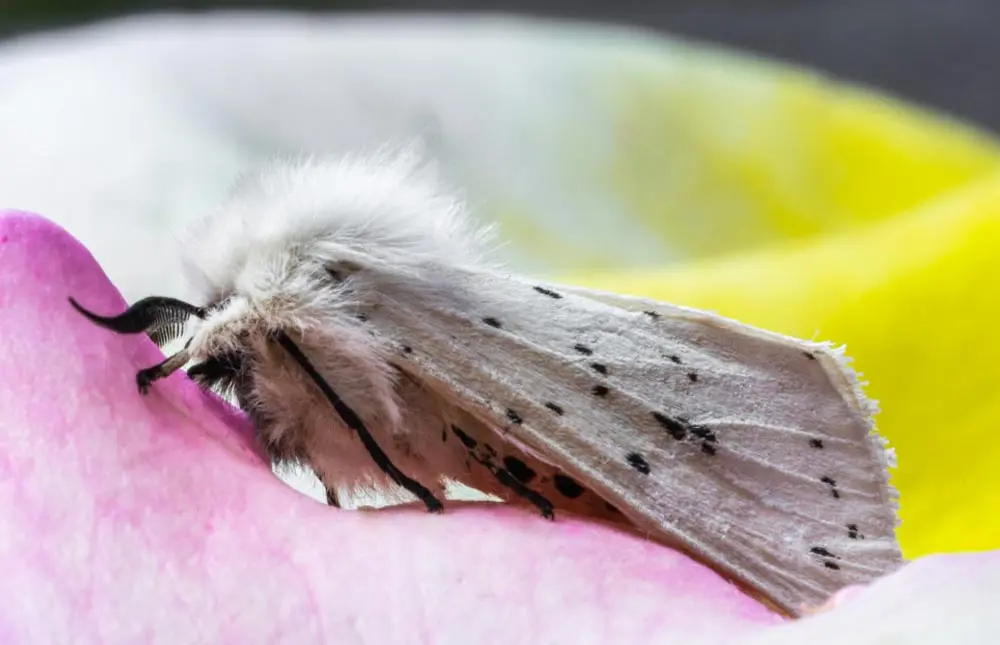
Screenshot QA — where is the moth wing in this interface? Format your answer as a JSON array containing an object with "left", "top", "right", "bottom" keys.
[{"left": 377, "top": 270, "right": 902, "bottom": 616}]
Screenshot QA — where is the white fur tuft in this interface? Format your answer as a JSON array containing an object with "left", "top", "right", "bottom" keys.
[{"left": 180, "top": 143, "right": 495, "bottom": 304}]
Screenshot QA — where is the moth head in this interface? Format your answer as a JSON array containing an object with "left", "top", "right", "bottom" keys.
[
  {"left": 65, "top": 293, "right": 292, "bottom": 411},
  {"left": 67, "top": 250, "right": 360, "bottom": 398}
]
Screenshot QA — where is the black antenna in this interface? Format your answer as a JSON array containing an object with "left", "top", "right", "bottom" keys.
[{"left": 68, "top": 295, "right": 206, "bottom": 347}]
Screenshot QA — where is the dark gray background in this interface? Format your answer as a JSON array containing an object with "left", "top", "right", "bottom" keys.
[{"left": 2, "top": 1, "right": 995, "bottom": 133}]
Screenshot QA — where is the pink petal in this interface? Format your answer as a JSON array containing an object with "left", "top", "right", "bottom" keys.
[
  {"left": 740, "top": 551, "right": 1000, "bottom": 644},
  {"left": 0, "top": 211, "right": 780, "bottom": 644}
]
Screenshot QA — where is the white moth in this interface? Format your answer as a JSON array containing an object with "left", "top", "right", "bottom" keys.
[{"left": 69, "top": 147, "right": 902, "bottom": 617}]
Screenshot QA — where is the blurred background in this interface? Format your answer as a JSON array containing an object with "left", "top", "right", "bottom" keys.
[{"left": 2, "top": 1, "right": 997, "bottom": 132}]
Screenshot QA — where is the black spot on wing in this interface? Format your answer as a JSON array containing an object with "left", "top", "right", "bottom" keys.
[
  {"left": 590, "top": 363, "right": 609, "bottom": 375},
  {"left": 626, "top": 452, "right": 650, "bottom": 475},
  {"left": 533, "top": 286, "right": 563, "bottom": 299},
  {"left": 573, "top": 344, "right": 594, "bottom": 356},
  {"left": 810, "top": 547, "right": 838, "bottom": 558},
  {"left": 544, "top": 402, "right": 565, "bottom": 415},
  {"left": 401, "top": 345, "right": 413, "bottom": 354},
  {"left": 687, "top": 372, "right": 698, "bottom": 383},
  {"left": 643, "top": 310, "right": 661, "bottom": 319},
  {"left": 809, "top": 438, "right": 824, "bottom": 449},
  {"left": 503, "top": 456, "right": 537, "bottom": 484},
  {"left": 847, "top": 524, "right": 864, "bottom": 539},
  {"left": 668, "top": 355, "right": 682, "bottom": 364},
  {"left": 506, "top": 409, "right": 523, "bottom": 424},
  {"left": 820, "top": 476, "right": 841, "bottom": 499},
  {"left": 689, "top": 424, "right": 718, "bottom": 444},
  {"left": 652, "top": 413, "right": 719, "bottom": 454},
  {"left": 451, "top": 425, "right": 477, "bottom": 449},
  {"left": 804, "top": 351, "right": 817, "bottom": 360},
  {"left": 482, "top": 317, "right": 502, "bottom": 329},
  {"left": 652, "top": 412, "right": 687, "bottom": 440},
  {"left": 811, "top": 546, "right": 842, "bottom": 571},
  {"left": 592, "top": 385, "right": 609, "bottom": 397},
  {"left": 553, "top": 474, "right": 585, "bottom": 499}
]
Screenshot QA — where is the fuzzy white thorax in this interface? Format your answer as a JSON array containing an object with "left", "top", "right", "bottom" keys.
[
  {"left": 178, "top": 145, "right": 496, "bottom": 356},
  {"left": 181, "top": 145, "right": 494, "bottom": 306}
]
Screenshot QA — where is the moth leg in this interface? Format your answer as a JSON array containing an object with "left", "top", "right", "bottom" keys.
[
  {"left": 483, "top": 460, "right": 554, "bottom": 520},
  {"left": 136, "top": 350, "right": 190, "bottom": 395},
  {"left": 359, "top": 438, "right": 444, "bottom": 513},
  {"left": 276, "top": 332, "right": 444, "bottom": 513},
  {"left": 463, "top": 445, "right": 554, "bottom": 519}
]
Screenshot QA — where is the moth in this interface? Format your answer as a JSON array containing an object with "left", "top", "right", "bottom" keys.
[{"left": 69, "top": 149, "right": 902, "bottom": 617}]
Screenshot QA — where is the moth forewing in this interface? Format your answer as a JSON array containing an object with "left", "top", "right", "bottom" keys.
[
  {"left": 372, "top": 268, "right": 902, "bottom": 617},
  {"left": 552, "top": 281, "right": 899, "bottom": 520}
]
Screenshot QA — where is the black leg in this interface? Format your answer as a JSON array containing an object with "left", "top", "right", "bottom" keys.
[
  {"left": 276, "top": 332, "right": 444, "bottom": 513},
  {"left": 494, "top": 468, "right": 555, "bottom": 520},
  {"left": 135, "top": 351, "right": 190, "bottom": 395},
  {"left": 472, "top": 453, "right": 554, "bottom": 520},
  {"left": 136, "top": 362, "right": 167, "bottom": 395}
]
